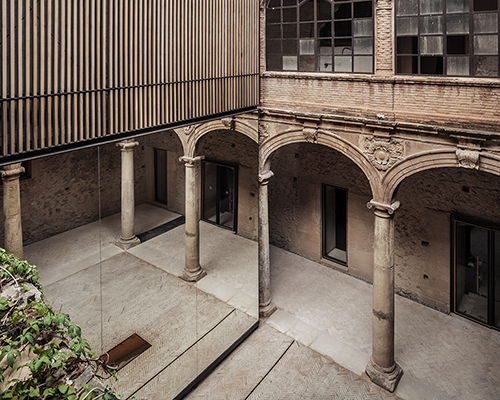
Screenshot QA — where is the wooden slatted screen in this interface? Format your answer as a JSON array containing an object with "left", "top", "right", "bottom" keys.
[{"left": 0, "top": 0, "right": 259, "bottom": 157}]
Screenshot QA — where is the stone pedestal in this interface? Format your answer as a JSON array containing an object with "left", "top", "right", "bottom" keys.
[
  {"left": 1, "top": 163, "right": 25, "bottom": 259},
  {"left": 180, "top": 156, "right": 206, "bottom": 282},
  {"left": 258, "top": 170, "right": 277, "bottom": 318},
  {"left": 365, "top": 200, "right": 403, "bottom": 392},
  {"left": 117, "top": 140, "right": 140, "bottom": 249}
]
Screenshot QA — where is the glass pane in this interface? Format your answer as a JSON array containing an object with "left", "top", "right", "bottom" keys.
[
  {"left": 299, "top": 55, "right": 315, "bottom": 70},
  {"left": 283, "top": 0, "right": 297, "bottom": 5},
  {"left": 474, "top": 0, "right": 499, "bottom": 12},
  {"left": 353, "top": 1, "right": 373, "bottom": 18},
  {"left": 397, "top": 55, "right": 418, "bottom": 73},
  {"left": 267, "top": 8, "right": 281, "bottom": 23},
  {"left": 354, "top": 19, "right": 373, "bottom": 36},
  {"left": 447, "top": 0, "right": 469, "bottom": 13},
  {"left": 474, "top": 13, "right": 499, "bottom": 33},
  {"left": 447, "top": 56, "right": 470, "bottom": 75},
  {"left": 420, "top": 16, "right": 444, "bottom": 34},
  {"left": 397, "top": 36, "right": 419, "bottom": 54},
  {"left": 420, "top": 36, "right": 443, "bottom": 54},
  {"left": 335, "top": 20, "right": 352, "bottom": 36},
  {"left": 319, "top": 39, "right": 332, "bottom": 53},
  {"left": 455, "top": 224, "right": 489, "bottom": 324},
  {"left": 334, "top": 3, "right": 352, "bottom": 19},
  {"left": 300, "top": 0, "right": 315, "bottom": 21},
  {"left": 396, "top": 0, "right": 418, "bottom": 16},
  {"left": 300, "top": 23, "right": 315, "bottom": 37},
  {"left": 420, "top": 0, "right": 443, "bottom": 14},
  {"left": 447, "top": 35, "right": 470, "bottom": 54},
  {"left": 474, "top": 34, "right": 498, "bottom": 54},
  {"left": 421, "top": 56, "right": 444, "bottom": 74},
  {"left": 495, "top": 231, "right": 500, "bottom": 329},
  {"left": 154, "top": 149, "right": 168, "bottom": 204},
  {"left": 283, "top": 24, "right": 298, "bottom": 38},
  {"left": 283, "top": 7, "right": 297, "bottom": 22},
  {"left": 318, "top": 0, "right": 332, "bottom": 20},
  {"left": 354, "top": 56, "right": 373, "bottom": 72},
  {"left": 474, "top": 55, "right": 499, "bottom": 75},
  {"left": 283, "top": 55, "right": 298, "bottom": 70},
  {"left": 267, "top": 39, "right": 282, "bottom": 54},
  {"left": 283, "top": 39, "right": 298, "bottom": 55},
  {"left": 320, "top": 55, "right": 333, "bottom": 71},
  {"left": 267, "top": 54, "right": 282, "bottom": 70},
  {"left": 446, "top": 14, "right": 470, "bottom": 34},
  {"left": 396, "top": 17, "right": 419, "bottom": 35},
  {"left": 334, "top": 55, "right": 353, "bottom": 71},
  {"left": 218, "top": 166, "right": 234, "bottom": 230},
  {"left": 203, "top": 162, "right": 218, "bottom": 223},
  {"left": 334, "top": 38, "right": 352, "bottom": 54},
  {"left": 353, "top": 37, "right": 373, "bottom": 54},
  {"left": 318, "top": 21, "right": 332, "bottom": 37},
  {"left": 300, "top": 39, "right": 315, "bottom": 54},
  {"left": 267, "top": 24, "right": 282, "bottom": 39},
  {"left": 269, "top": 0, "right": 281, "bottom": 6}
]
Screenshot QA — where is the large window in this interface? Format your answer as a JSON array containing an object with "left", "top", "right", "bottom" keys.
[
  {"left": 266, "top": 0, "right": 374, "bottom": 73},
  {"left": 396, "top": 0, "right": 499, "bottom": 77},
  {"left": 323, "top": 185, "right": 347, "bottom": 263}
]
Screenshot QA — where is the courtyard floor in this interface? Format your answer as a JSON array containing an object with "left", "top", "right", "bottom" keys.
[{"left": 23, "top": 204, "right": 500, "bottom": 399}]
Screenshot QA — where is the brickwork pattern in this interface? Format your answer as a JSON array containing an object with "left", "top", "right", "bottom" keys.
[{"left": 376, "top": 0, "right": 393, "bottom": 74}]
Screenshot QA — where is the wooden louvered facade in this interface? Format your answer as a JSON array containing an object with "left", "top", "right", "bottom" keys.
[{"left": 0, "top": 0, "right": 259, "bottom": 160}]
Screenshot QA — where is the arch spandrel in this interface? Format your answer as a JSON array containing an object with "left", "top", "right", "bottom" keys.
[
  {"left": 174, "top": 116, "right": 259, "bottom": 158},
  {"left": 259, "top": 128, "right": 381, "bottom": 198}
]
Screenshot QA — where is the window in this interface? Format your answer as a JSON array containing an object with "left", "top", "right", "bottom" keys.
[
  {"left": 267, "top": 0, "right": 374, "bottom": 73},
  {"left": 453, "top": 217, "right": 500, "bottom": 329},
  {"left": 396, "top": 0, "right": 499, "bottom": 77},
  {"left": 323, "top": 185, "right": 347, "bottom": 263},
  {"left": 154, "top": 149, "right": 168, "bottom": 205}
]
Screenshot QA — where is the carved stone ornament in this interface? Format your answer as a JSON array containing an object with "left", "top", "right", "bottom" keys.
[
  {"left": 362, "top": 135, "right": 404, "bottom": 171},
  {"left": 303, "top": 127, "right": 319, "bottom": 144},
  {"left": 221, "top": 117, "right": 234, "bottom": 130},
  {"left": 183, "top": 125, "right": 196, "bottom": 136},
  {"left": 456, "top": 149, "right": 480, "bottom": 170}
]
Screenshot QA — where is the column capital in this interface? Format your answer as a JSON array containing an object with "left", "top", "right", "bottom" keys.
[
  {"left": 116, "top": 139, "right": 139, "bottom": 152},
  {"left": 259, "top": 170, "right": 274, "bottom": 185},
  {"left": 367, "top": 200, "right": 400, "bottom": 217},
  {"left": 179, "top": 155, "right": 205, "bottom": 166},
  {"left": 1, "top": 163, "right": 25, "bottom": 181}
]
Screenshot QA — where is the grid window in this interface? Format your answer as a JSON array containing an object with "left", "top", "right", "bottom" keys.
[
  {"left": 396, "top": 0, "right": 500, "bottom": 77},
  {"left": 266, "top": 0, "right": 374, "bottom": 73}
]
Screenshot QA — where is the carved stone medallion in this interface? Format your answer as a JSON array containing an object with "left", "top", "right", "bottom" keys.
[
  {"left": 362, "top": 135, "right": 404, "bottom": 171},
  {"left": 221, "top": 117, "right": 234, "bottom": 130},
  {"left": 183, "top": 125, "right": 196, "bottom": 136},
  {"left": 303, "top": 127, "right": 319, "bottom": 144},
  {"left": 456, "top": 150, "right": 480, "bottom": 170}
]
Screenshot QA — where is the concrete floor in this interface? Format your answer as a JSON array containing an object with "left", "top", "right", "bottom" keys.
[
  {"left": 23, "top": 204, "right": 258, "bottom": 399},
  {"left": 23, "top": 204, "right": 500, "bottom": 399}
]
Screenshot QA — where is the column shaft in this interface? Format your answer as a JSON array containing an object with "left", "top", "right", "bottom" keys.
[
  {"left": 180, "top": 156, "right": 206, "bottom": 282},
  {"left": 1, "top": 163, "right": 25, "bottom": 259},
  {"left": 258, "top": 171, "right": 276, "bottom": 318}
]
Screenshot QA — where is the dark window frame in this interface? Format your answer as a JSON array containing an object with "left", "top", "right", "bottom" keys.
[
  {"left": 266, "top": 0, "right": 375, "bottom": 74},
  {"left": 322, "top": 184, "right": 348, "bottom": 265},
  {"left": 395, "top": 0, "right": 500, "bottom": 77}
]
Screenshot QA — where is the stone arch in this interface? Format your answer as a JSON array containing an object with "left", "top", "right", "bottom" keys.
[
  {"left": 260, "top": 128, "right": 380, "bottom": 198},
  {"left": 381, "top": 149, "right": 500, "bottom": 204},
  {"left": 175, "top": 118, "right": 259, "bottom": 158}
]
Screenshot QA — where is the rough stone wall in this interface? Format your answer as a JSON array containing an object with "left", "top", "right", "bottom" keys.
[
  {"left": 395, "top": 168, "right": 500, "bottom": 312},
  {"left": 0, "top": 141, "right": 146, "bottom": 246},
  {"left": 268, "top": 142, "right": 374, "bottom": 283},
  {"left": 197, "top": 129, "right": 259, "bottom": 240}
]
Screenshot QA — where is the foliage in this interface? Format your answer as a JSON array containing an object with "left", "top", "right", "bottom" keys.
[{"left": 0, "top": 248, "right": 121, "bottom": 400}]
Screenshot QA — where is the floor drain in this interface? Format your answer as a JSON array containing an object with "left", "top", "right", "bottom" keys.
[{"left": 100, "top": 333, "right": 151, "bottom": 370}]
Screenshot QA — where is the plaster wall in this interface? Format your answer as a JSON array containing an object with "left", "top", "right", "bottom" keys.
[
  {"left": 395, "top": 167, "right": 500, "bottom": 312},
  {"left": 0, "top": 142, "right": 147, "bottom": 246},
  {"left": 268, "top": 142, "right": 374, "bottom": 283}
]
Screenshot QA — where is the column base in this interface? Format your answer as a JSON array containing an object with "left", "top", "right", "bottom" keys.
[
  {"left": 116, "top": 236, "right": 141, "bottom": 250},
  {"left": 180, "top": 267, "right": 207, "bottom": 282},
  {"left": 365, "top": 357, "right": 403, "bottom": 393},
  {"left": 259, "top": 302, "right": 277, "bottom": 318}
]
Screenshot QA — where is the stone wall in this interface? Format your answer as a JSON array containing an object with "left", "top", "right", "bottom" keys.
[
  {"left": 0, "top": 141, "right": 147, "bottom": 246},
  {"left": 268, "top": 142, "right": 374, "bottom": 283}
]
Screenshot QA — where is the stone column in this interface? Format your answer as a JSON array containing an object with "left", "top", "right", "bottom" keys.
[
  {"left": 117, "top": 139, "right": 140, "bottom": 249},
  {"left": 258, "top": 170, "right": 277, "bottom": 318},
  {"left": 1, "top": 163, "right": 25, "bottom": 259},
  {"left": 179, "top": 156, "right": 206, "bottom": 282},
  {"left": 365, "top": 200, "right": 403, "bottom": 392}
]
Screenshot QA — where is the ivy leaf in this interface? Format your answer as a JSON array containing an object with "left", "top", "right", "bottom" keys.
[
  {"left": 58, "top": 384, "right": 69, "bottom": 394},
  {"left": 6, "top": 353, "right": 15, "bottom": 368},
  {"left": 29, "top": 387, "right": 40, "bottom": 398}
]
